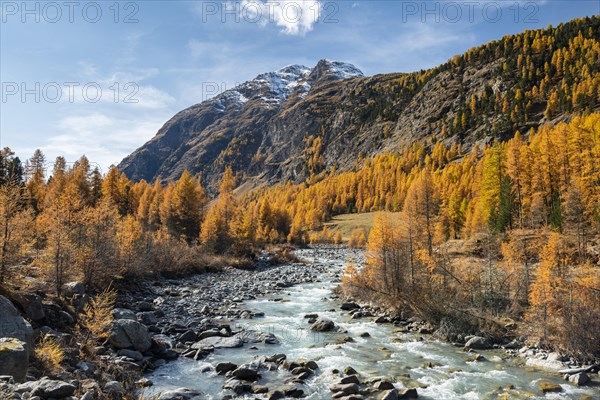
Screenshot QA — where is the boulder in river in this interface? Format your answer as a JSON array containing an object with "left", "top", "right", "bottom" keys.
[
  {"left": 215, "top": 362, "right": 237, "bottom": 375},
  {"left": 398, "top": 388, "right": 418, "bottom": 399},
  {"left": 538, "top": 380, "right": 562, "bottom": 393},
  {"left": 232, "top": 366, "right": 259, "bottom": 381},
  {"left": 310, "top": 318, "right": 336, "bottom": 332},
  {"left": 191, "top": 336, "right": 243, "bottom": 350},
  {"left": 330, "top": 382, "right": 359, "bottom": 395},
  {"left": 158, "top": 387, "right": 205, "bottom": 399},
  {"left": 567, "top": 372, "right": 589, "bottom": 386},
  {"left": 0, "top": 338, "right": 28, "bottom": 382},
  {"left": 526, "top": 357, "right": 565, "bottom": 372},
  {"left": 380, "top": 389, "right": 399, "bottom": 400}
]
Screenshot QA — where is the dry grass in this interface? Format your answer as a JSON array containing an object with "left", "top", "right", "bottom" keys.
[{"left": 320, "top": 212, "right": 401, "bottom": 241}]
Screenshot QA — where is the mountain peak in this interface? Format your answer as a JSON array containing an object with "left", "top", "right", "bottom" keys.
[{"left": 309, "top": 59, "right": 364, "bottom": 81}]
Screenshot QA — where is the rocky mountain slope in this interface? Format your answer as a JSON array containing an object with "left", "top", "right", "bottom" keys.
[{"left": 119, "top": 17, "right": 600, "bottom": 192}]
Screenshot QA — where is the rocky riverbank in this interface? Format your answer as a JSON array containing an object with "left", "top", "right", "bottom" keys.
[{"left": 1, "top": 246, "right": 598, "bottom": 399}]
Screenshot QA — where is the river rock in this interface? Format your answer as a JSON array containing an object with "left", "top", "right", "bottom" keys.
[
  {"left": 252, "top": 385, "right": 269, "bottom": 394},
  {"left": 0, "top": 295, "right": 33, "bottom": 355},
  {"left": 0, "top": 338, "right": 28, "bottom": 382},
  {"left": 330, "top": 383, "right": 359, "bottom": 395},
  {"left": 191, "top": 336, "right": 243, "bottom": 350},
  {"left": 464, "top": 336, "right": 490, "bottom": 350},
  {"left": 344, "top": 366, "right": 358, "bottom": 375},
  {"left": 158, "top": 387, "right": 204, "bottom": 399},
  {"left": 398, "top": 388, "right": 418, "bottom": 399},
  {"left": 223, "top": 378, "right": 251, "bottom": 394},
  {"left": 381, "top": 389, "right": 399, "bottom": 400},
  {"left": 232, "top": 367, "right": 259, "bottom": 381},
  {"left": 310, "top": 318, "right": 336, "bottom": 332},
  {"left": 526, "top": 357, "right": 565, "bottom": 372},
  {"left": 340, "top": 375, "right": 360, "bottom": 384},
  {"left": 341, "top": 302, "right": 359, "bottom": 310},
  {"left": 11, "top": 293, "right": 45, "bottom": 321},
  {"left": 215, "top": 362, "right": 237, "bottom": 375},
  {"left": 538, "top": 380, "right": 562, "bottom": 393},
  {"left": 235, "top": 330, "right": 279, "bottom": 344},
  {"left": 29, "top": 378, "right": 76, "bottom": 398},
  {"left": 567, "top": 372, "right": 589, "bottom": 386},
  {"left": 117, "top": 349, "right": 143, "bottom": 361},
  {"left": 374, "top": 381, "right": 395, "bottom": 390},
  {"left": 108, "top": 319, "right": 152, "bottom": 352}
]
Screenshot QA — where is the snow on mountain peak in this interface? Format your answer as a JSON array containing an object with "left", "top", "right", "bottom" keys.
[{"left": 209, "top": 60, "right": 363, "bottom": 110}]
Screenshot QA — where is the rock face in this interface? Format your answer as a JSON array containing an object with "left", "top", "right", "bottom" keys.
[
  {"left": 0, "top": 338, "right": 28, "bottom": 382},
  {"left": 0, "top": 295, "right": 33, "bottom": 355},
  {"left": 109, "top": 319, "right": 152, "bottom": 352},
  {"left": 119, "top": 18, "right": 600, "bottom": 192}
]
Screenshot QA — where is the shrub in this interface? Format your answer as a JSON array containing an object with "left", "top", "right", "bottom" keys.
[{"left": 34, "top": 335, "right": 64, "bottom": 374}]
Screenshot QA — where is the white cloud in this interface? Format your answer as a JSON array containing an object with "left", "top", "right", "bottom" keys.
[{"left": 237, "top": 0, "right": 323, "bottom": 36}]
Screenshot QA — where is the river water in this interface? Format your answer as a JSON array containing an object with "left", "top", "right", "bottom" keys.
[{"left": 145, "top": 248, "right": 598, "bottom": 399}]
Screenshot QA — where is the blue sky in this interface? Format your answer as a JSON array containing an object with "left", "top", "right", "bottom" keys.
[{"left": 1, "top": 0, "right": 598, "bottom": 173}]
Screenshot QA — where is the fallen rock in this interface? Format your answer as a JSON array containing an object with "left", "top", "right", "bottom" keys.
[
  {"left": 109, "top": 319, "right": 152, "bottom": 352},
  {"left": 62, "top": 281, "right": 84, "bottom": 297},
  {"left": 11, "top": 293, "right": 45, "bottom": 321},
  {"left": 0, "top": 338, "right": 28, "bottom": 382},
  {"left": 0, "top": 295, "right": 33, "bottom": 355},
  {"left": 111, "top": 308, "right": 137, "bottom": 321},
  {"left": 30, "top": 379, "right": 76, "bottom": 398}
]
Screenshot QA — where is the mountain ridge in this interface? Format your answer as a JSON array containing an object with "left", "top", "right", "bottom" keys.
[{"left": 119, "top": 16, "right": 600, "bottom": 192}]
